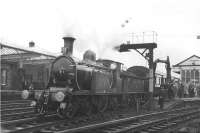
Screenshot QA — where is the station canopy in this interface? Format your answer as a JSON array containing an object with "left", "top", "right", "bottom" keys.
[{"left": 0, "top": 42, "right": 56, "bottom": 64}]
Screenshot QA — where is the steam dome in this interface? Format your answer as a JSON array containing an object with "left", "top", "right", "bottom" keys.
[{"left": 83, "top": 50, "right": 96, "bottom": 61}]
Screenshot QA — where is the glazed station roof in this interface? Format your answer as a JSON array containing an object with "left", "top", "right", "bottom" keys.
[{"left": 0, "top": 42, "right": 56, "bottom": 64}]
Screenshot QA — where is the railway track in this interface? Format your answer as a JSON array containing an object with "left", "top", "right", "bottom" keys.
[
  {"left": 69, "top": 108, "right": 199, "bottom": 133},
  {"left": 1, "top": 110, "right": 35, "bottom": 122},
  {"left": 1, "top": 102, "right": 31, "bottom": 109},
  {"left": 1, "top": 107, "right": 199, "bottom": 133},
  {"left": 1, "top": 106, "right": 34, "bottom": 115},
  {"left": 1, "top": 100, "right": 31, "bottom": 105},
  {"left": 1, "top": 100, "right": 31, "bottom": 111},
  {"left": 1, "top": 100, "right": 35, "bottom": 121},
  {"left": 1, "top": 108, "right": 135, "bottom": 133}
]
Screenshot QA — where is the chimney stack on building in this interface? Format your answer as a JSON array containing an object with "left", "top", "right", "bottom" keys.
[
  {"left": 29, "top": 41, "right": 35, "bottom": 48},
  {"left": 62, "top": 37, "right": 76, "bottom": 56}
]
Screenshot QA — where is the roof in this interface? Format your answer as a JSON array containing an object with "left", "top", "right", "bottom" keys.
[
  {"left": 97, "top": 59, "right": 124, "bottom": 65},
  {"left": 127, "top": 66, "right": 149, "bottom": 77},
  {"left": 173, "top": 55, "right": 200, "bottom": 67},
  {"left": 120, "top": 71, "right": 147, "bottom": 79},
  {"left": 1, "top": 42, "right": 57, "bottom": 63}
]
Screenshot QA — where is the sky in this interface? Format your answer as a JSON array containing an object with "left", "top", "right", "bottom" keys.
[{"left": 0, "top": 0, "right": 200, "bottom": 73}]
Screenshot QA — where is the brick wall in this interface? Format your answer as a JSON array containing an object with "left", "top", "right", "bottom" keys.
[
  {"left": 1, "top": 63, "right": 21, "bottom": 90},
  {"left": 1, "top": 62, "right": 51, "bottom": 90}
]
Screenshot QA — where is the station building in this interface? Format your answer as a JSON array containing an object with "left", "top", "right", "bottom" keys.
[
  {"left": 1, "top": 41, "right": 56, "bottom": 91},
  {"left": 173, "top": 55, "right": 200, "bottom": 87}
]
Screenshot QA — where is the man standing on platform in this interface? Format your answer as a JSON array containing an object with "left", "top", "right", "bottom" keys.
[
  {"left": 158, "top": 86, "right": 165, "bottom": 109},
  {"left": 178, "top": 83, "right": 184, "bottom": 98}
]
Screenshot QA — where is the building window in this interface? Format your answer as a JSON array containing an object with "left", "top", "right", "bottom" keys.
[
  {"left": 195, "top": 70, "right": 199, "bottom": 84},
  {"left": 181, "top": 70, "right": 185, "bottom": 83},
  {"left": 25, "top": 74, "right": 33, "bottom": 83},
  {"left": 186, "top": 70, "right": 190, "bottom": 83},
  {"left": 159, "top": 77, "right": 161, "bottom": 85},
  {"left": 191, "top": 70, "right": 195, "bottom": 80},
  {"left": 163, "top": 78, "right": 166, "bottom": 84},
  {"left": 46, "top": 68, "right": 49, "bottom": 81},
  {"left": 38, "top": 71, "right": 43, "bottom": 81},
  {"left": 1, "top": 69, "right": 7, "bottom": 85}
]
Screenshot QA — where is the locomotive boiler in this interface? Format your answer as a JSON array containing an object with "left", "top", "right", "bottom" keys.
[{"left": 22, "top": 37, "right": 150, "bottom": 118}]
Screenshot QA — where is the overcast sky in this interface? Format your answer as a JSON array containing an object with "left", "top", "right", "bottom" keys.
[{"left": 0, "top": 0, "right": 200, "bottom": 72}]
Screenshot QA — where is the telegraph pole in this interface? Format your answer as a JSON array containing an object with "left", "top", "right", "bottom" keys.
[
  {"left": 148, "top": 48, "right": 154, "bottom": 93},
  {"left": 148, "top": 48, "right": 154, "bottom": 110}
]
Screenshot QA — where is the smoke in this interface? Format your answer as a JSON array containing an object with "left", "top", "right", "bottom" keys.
[
  {"left": 61, "top": 20, "right": 118, "bottom": 59},
  {"left": 58, "top": 9, "right": 133, "bottom": 61},
  {"left": 59, "top": 15, "right": 151, "bottom": 69}
]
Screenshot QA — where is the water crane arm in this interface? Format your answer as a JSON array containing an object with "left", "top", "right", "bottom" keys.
[{"left": 153, "top": 56, "right": 171, "bottom": 84}]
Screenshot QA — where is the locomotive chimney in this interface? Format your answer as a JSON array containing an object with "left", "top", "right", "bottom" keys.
[{"left": 62, "top": 37, "right": 76, "bottom": 56}]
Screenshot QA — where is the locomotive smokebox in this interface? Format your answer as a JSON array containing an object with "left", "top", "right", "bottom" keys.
[{"left": 62, "top": 37, "right": 76, "bottom": 56}]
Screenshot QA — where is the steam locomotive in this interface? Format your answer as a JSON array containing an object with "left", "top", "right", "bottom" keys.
[{"left": 22, "top": 37, "right": 150, "bottom": 118}]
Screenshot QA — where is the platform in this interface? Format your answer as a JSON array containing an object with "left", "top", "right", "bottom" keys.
[
  {"left": 154, "top": 97, "right": 200, "bottom": 110},
  {"left": 180, "top": 97, "right": 200, "bottom": 102}
]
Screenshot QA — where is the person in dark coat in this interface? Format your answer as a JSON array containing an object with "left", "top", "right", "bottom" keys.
[
  {"left": 197, "top": 85, "right": 200, "bottom": 97},
  {"left": 168, "top": 83, "right": 174, "bottom": 99},
  {"left": 188, "top": 84, "right": 194, "bottom": 97},
  {"left": 158, "top": 87, "right": 165, "bottom": 109},
  {"left": 177, "top": 83, "right": 184, "bottom": 98}
]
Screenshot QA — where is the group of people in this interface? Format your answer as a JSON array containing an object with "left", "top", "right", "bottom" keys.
[
  {"left": 158, "top": 81, "right": 200, "bottom": 109},
  {"left": 161, "top": 81, "right": 200, "bottom": 99},
  {"left": 176, "top": 82, "right": 200, "bottom": 98}
]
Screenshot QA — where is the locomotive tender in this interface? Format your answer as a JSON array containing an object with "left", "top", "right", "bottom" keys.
[{"left": 22, "top": 37, "right": 150, "bottom": 118}]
